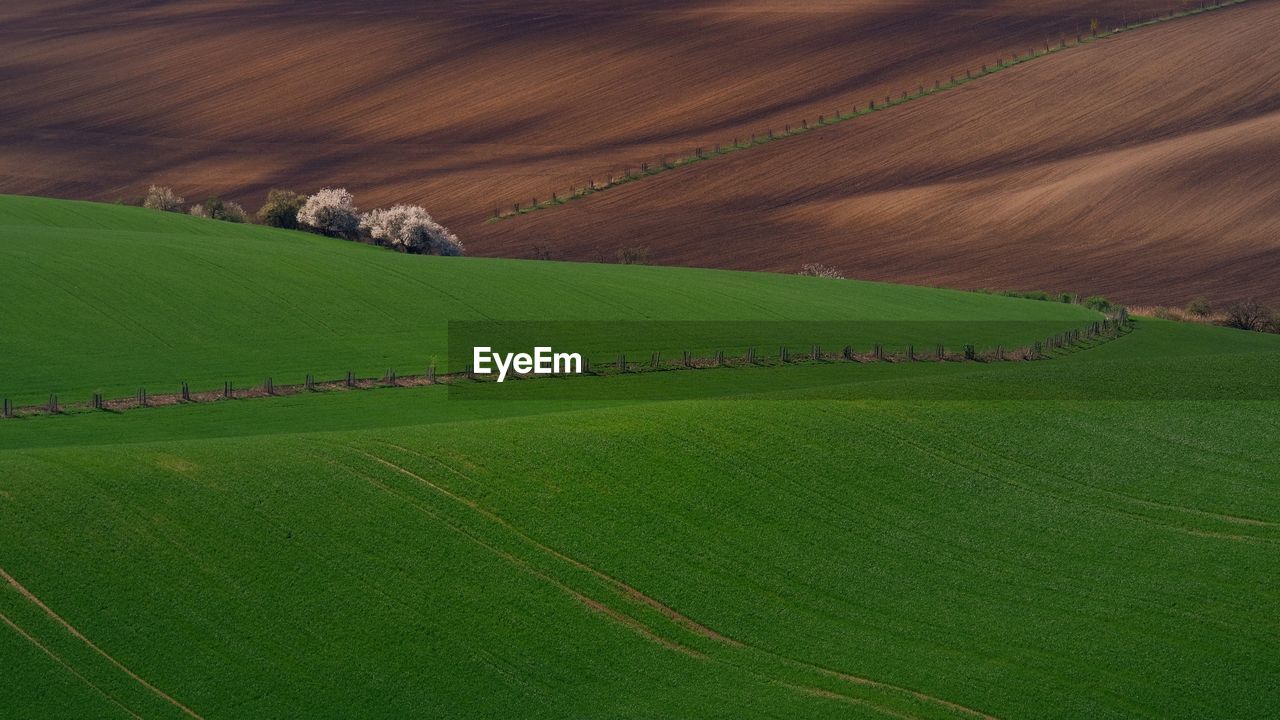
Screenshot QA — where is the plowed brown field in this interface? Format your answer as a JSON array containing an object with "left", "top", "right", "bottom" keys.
[{"left": 2, "top": 1, "right": 1275, "bottom": 304}]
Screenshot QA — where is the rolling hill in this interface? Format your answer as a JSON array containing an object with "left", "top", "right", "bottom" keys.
[
  {"left": 4, "top": 1, "right": 1274, "bottom": 305},
  {"left": 2, "top": 316, "right": 1278, "bottom": 718},
  {"left": 0, "top": 195, "right": 1096, "bottom": 405}
]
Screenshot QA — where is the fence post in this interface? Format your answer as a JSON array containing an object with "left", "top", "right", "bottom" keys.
[
  {"left": 997, "top": 346, "right": 1005, "bottom": 361},
  {"left": 48, "top": 394, "right": 59, "bottom": 413},
  {"left": 181, "top": 382, "right": 190, "bottom": 401},
  {"left": 137, "top": 388, "right": 147, "bottom": 407},
  {"left": 780, "top": 347, "right": 790, "bottom": 363},
  {"left": 2, "top": 398, "right": 11, "bottom": 418},
  {"left": 651, "top": 351, "right": 661, "bottom": 367},
  {"left": 907, "top": 344, "right": 915, "bottom": 361},
  {"left": 223, "top": 381, "right": 232, "bottom": 398},
  {"left": 617, "top": 353, "right": 627, "bottom": 372},
  {"left": 964, "top": 344, "right": 976, "bottom": 361},
  {"left": 842, "top": 345, "right": 852, "bottom": 360},
  {"left": 683, "top": 350, "right": 691, "bottom": 367},
  {"left": 936, "top": 344, "right": 946, "bottom": 360},
  {"left": 811, "top": 344, "right": 821, "bottom": 360}
]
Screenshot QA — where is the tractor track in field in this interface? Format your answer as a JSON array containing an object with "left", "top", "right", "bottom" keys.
[
  {"left": 0, "top": 610, "right": 145, "bottom": 720},
  {"left": 0, "top": 565, "right": 206, "bottom": 720},
  {"left": 347, "top": 443, "right": 1005, "bottom": 720}
]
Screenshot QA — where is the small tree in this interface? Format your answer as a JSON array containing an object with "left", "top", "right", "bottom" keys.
[
  {"left": 190, "top": 197, "right": 247, "bottom": 223},
  {"left": 257, "top": 189, "right": 305, "bottom": 229},
  {"left": 1222, "top": 299, "right": 1272, "bottom": 332},
  {"left": 298, "top": 188, "right": 360, "bottom": 239},
  {"left": 143, "top": 185, "right": 183, "bottom": 212},
  {"left": 1186, "top": 297, "right": 1213, "bottom": 317},
  {"left": 359, "top": 205, "right": 463, "bottom": 256},
  {"left": 798, "top": 263, "right": 844, "bottom": 279}
]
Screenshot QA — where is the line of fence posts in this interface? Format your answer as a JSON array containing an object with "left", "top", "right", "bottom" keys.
[{"left": 1, "top": 314, "right": 1141, "bottom": 417}]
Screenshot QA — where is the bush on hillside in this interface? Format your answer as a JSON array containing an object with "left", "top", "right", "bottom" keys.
[
  {"left": 798, "top": 263, "right": 844, "bottom": 279},
  {"left": 1221, "top": 299, "right": 1272, "bottom": 332},
  {"left": 359, "top": 205, "right": 463, "bottom": 256},
  {"left": 143, "top": 185, "right": 184, "bottom": 212},
  {"left": 1186, "top": 297, "right": 1213, "bottom": 317},
  {"left": 1084, "top": 295, "right": 1113, "bottom": 313},
  {"left": 257, "top": 189, "right": 305, "bottom": 229},
  {"left": 298, "top": 188, "right": 360, "bottom": 239}
]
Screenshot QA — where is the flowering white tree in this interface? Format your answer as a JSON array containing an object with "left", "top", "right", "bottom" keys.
[
  {"left": 143, "top": 185, "right": 184, "bottom": 212},
  {"left": 360, "top": 205, "right": 463, "bottom": 256},
  {"left": 297, "top": 188, "right": 360, "bottom": 238}
]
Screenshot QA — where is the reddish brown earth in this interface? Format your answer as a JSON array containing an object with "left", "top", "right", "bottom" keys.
[{"left": 1, "top": 1, "right": 1276, "bottom": 304}]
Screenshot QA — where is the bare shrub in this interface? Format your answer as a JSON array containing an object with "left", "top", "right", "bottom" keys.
[
  {"left": 360, "top": 205, "right": 463, "bottom": 256},
  {"left": 257, "top": 189, "right": 305, "bottom": 229},
  {"left": 143, "top": 185, "right": 183, "bottom": 212},
  {"left": 798, "top": 263, "right": 845, "bottom": 279},
  {"left": 615, "top": 246, "right": 651, "bottom": 265},
  {"left": 1221, "top": 299, "right": 1272, "bottom": 332},
  {"left": 298, "top": 188, "right": 360, "bottom": 238},
  {"left": 1186, "top": 297, "right": 1213, "bottom": 318},
  {"left": 188, "top": 203, "right": 208, "bottom": 218}
]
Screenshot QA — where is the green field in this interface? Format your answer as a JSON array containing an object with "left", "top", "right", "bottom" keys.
[
  {"left": 0, "top": 195, "right": 1094, "bottom": 405},
  {"left": 1, "top": 197, "right": 1277, "bottom": 719}
]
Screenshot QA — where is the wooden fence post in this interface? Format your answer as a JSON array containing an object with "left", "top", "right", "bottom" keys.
[
  {"left": 907, "top": 344, "right": 916, "bottom": 361},
  {"left": 683, "top": 350, "right": 692, "bottom": 367},
  {"left": 842, "top": 345, "right": 853, "bottom": 360},
  {"left": 964, "top": 344, "right": 976, "bottom": 361},
  {"left": 2, "top": 398, "right": 11, "bottom": 418},
  {"left": 811, "top": 344, "right": 821, "bottom": 360},
  {"left": 936, "top": 344, "right": 946, "bottom": 360},
  {"left": 48, "top": 394, "right": 59, "bottom": 413},
  {"left": 780, "top": 346, "right": 790, "bottom": 363},
  {"left": 874, "top": 344, "right": 885, "bottom": 360},
  {"left": 223, "top": 381, "right": 232, "bottom": 398},
  {"left": 617, "top": 353, "right": 627, "bottom": 372},
  {"left": 181, "top": 382, "right": 191, "bottom": 401},
  {"left": 346, "top": 371, "right": 355, "bottom": 388},
  {"left": 651, "top": 351, "right": 661, "bottom": 367}
]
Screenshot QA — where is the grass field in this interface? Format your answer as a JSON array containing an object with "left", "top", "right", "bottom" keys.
[
  {"left": 1, "top": 317, "right": 1277, "bottom": 718},
  {"left": 0, "top": 195, "right": 1095, "bottom": 405},
  {"left": 2, "top": 196, "right": 1277, "bottom": 718}
]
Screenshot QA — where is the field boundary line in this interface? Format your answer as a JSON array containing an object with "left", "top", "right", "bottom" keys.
[
  {"left": 484, "top": 0, "right": 1249, "bottom": 223},
  {"left": 0, "top": 566, "right": 206, "bottom": 720}
]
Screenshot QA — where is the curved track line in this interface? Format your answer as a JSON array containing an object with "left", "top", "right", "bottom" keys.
[
  {"left": 778, "top": 682, "right": 923, "bottom": 720},
  {"left": 328, "top": 458, "right": 706, "bottom": 659},
  {"left": 363, "top": 443, "right": 1004, "bottom": 720},
  {"left": 368, "top": 443, "right": 742, "bottom": 647},
  {"left": 0, "top": 566, "right": 205, "bottom": 720},
  {"left": 0, "top": 611, "right": 144, "bottom": 720}
]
